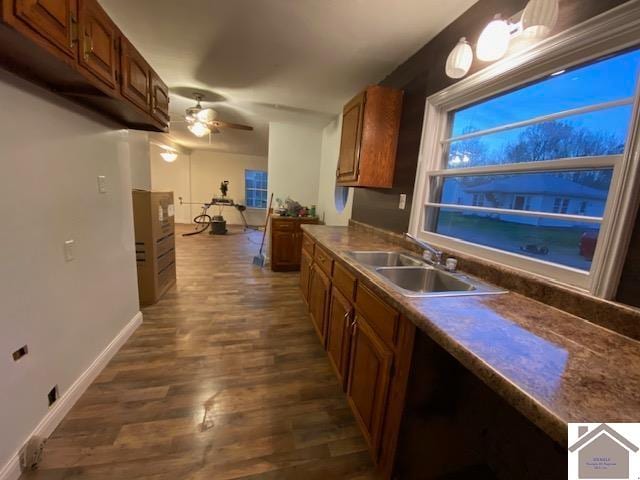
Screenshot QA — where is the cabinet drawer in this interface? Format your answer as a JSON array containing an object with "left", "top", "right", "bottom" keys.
[
  {"left": 302, "top": 234, "right": 315, "bottom": 256},
  {"left": 355, "top": 284, "right": 399, "bottom": 347},
  {"left": 272, "top": 220, "right": 294, "bottom": 232},
  {"left": 333, "top": 261, "right": 356, "bottom": 301},
  {"left": 314, "top": 245, "right": 334, "bottom": 277}
]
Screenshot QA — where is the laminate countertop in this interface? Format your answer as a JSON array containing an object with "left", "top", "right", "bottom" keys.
[{"left": 301, "top": 225, "right": 640, "bottom": 447}]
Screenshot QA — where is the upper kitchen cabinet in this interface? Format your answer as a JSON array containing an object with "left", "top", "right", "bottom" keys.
[
  {"left": 13, "top": 0, "right": 77, "bottom": 60},
  {"left": 150, "top": 70, "right": 170, "bottom": 124},
  {"left": 0, "top": 0, "right": 169, "bottom": 132},
  {"left": 120, "top": 37, "right": 151, "bottom": 111},
  {"left": 78, "top": 0, "right": 119, "bottom": 91},
  {"left": 336, "top": 85, "right": 403, "bottom": 188}
]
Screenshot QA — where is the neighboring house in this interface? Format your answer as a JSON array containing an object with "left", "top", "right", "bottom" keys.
[
  {"left": 446, "top": 174, "right": 607, "bottom": 227},
  {"left": 569, "top": 424, "right": 639, "bottom": 479}
]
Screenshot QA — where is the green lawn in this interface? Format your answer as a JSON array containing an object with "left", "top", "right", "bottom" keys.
[{"left": 435, "top": 211, "right": 594, "bottom": 270}]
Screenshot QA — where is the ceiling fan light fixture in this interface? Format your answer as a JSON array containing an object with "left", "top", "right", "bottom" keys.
[
  {"left": 188, "top": 122, "right": 211, "bottom": 138},
  {"left": 196, "top": 108, "right": 217, "bottom": 123}
]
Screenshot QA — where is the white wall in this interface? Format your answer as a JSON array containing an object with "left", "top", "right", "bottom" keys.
[
  {"left": 149, "top": 144, "right": 192, "bottom": 224},
  {"left": 0, "top": 70, "right": 140, "bottom": 473},
  {"left": 317, "top": 115, "right": 353, "bottom": 225},
  {"left": 129, "top": 131, "right": 151, "bottom": 191},
  {"left": 191, "top": 151, "right": 268, "bottom": 226},
  {"left": 149, "top": 148, "right": 268, "bottom": 226},
  {"left": 267, "top": 122, "right": 323, "bottom": 209}
]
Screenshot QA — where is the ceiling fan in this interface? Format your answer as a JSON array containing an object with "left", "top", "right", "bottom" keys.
[{"left": 180, "top": 94, "right": 253, "bottom": 139}]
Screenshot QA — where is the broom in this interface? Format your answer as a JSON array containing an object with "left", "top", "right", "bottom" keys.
[{"left": 253, "top": 193, "right": 274, "bottom": 267}]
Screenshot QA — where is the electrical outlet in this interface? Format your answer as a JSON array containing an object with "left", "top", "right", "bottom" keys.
[
  {"left": 399, "top": 194, "right": 407, "bottom": 210},
  {"left": 97, "top": 175, "right": 107, "bottom": 193},
  {"left": 64, "top": 240, "right": 74, "bottom": 262}
]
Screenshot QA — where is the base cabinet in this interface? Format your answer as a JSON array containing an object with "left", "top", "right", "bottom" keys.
[
  {"left": 308, "top": 265, "right": 330, "bottom": 345},
  {"left": 347, "top": 314, "right": 393, "bottom": 455},
  {"left": 300, "top": 231, "right": 416, "bottom": 479},
  {"left": 326, "top": 286, "right": 353, "bottom": 389},
  {"left": 300, "top": 249, "right": 312, "bottom": 304}
]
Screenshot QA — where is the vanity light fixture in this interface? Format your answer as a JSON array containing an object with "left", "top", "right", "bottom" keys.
[
  {"left": 445, "top": 38, "right": 474, "bottom": 79},
  {"left": 445, "top": 0, "right": 559, "bottom": 79},
  {"left": 521, "top": 0, "right": 559, "bottom": 38},
  {"left": 476, "top": 15, "right": 511, "bottom": 62},
  {"left": 160, "top": 149, "right": 178, "bottom": 163}
]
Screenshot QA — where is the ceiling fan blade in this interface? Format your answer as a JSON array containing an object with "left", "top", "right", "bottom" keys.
[{"left": 211, "top": 120, "right": 253, "bottom": 131}]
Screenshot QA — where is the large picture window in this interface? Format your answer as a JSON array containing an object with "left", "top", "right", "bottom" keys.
[
  {"left": 411, "top": 14, "right": 640, "bottom": 296},
  {"left": 245, "top": 170, "right": 268, "bottom": 208}
]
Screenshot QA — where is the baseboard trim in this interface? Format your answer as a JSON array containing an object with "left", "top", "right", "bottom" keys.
[{"left": 0, "top": 311, "right": 143, "bottom": 480}]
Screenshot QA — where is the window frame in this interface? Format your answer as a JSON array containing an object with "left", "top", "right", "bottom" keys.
[
  {"left": 244, "top": 169, "right": 268, "bottom": 209},
  {"left": 409, "top": 2, "right": 640, "bottom": 298}
]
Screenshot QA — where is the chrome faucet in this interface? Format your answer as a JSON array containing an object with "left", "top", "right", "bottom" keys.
[{"left": 404, "top": 233, "right": 444, "bottom": 266}]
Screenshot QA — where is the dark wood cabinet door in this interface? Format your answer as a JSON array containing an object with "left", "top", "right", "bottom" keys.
[
  {"left": 326, "top": 286, "right": 353, "bottom": 389},
  {"left": 78, "top": 0, "right": 118, "bottom": 90},
  {"left": 308, "top": 265, "right": 330, "bottom": 345},
  {"left": 347, "top": 314, "right": 393, "bottom": 458},
  {"left": 151, "top": 70, "right": 170, "bottom": 124},
  {"left": 272, "top": 230, "right": 297, "bottom": 270},
  {"left": 300, "top": 250, "right": 312, "bottom": 305},
  {"left": 121, "top": 38, "right": 150, "bottom": 111},
  {"left": 15, "top": 0, "right": 77, "bottom": 58},
  {"left": 337, "top": 91, "right": 365, "bottom": 183}
]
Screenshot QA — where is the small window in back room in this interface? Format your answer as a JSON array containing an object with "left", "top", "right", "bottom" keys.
[{"left": 245, "top": 170, "right": 268, "bottom": 208}]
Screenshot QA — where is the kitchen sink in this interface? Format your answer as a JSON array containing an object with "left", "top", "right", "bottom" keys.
[
  {"left": 376, "top": 267, "right": 474, "bottom": 294},
  {"left": 375, "top": 266, "right": 505, "bottom": 297},
  {"left": 346, "top": 250, "right": 506, "bottom": 298},
  {"left": 346, "top": 251, "right": 424, "bottom": 267}
]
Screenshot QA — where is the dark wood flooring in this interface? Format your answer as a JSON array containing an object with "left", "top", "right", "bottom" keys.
[{"left": 22, "top": 224, "right": 376, "bottom": 480}]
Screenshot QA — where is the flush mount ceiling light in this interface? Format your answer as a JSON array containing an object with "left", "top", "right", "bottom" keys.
[
  {"left": 476, "top": 14, "right": 511, "bottom": 62},
  {"left": 188, "top": 121, "right": 211, "bottom": 138},
  {"left": 445, "top": 38, "right": 473, "bottom": 79},
  {"left": 444, "top": 0, "right": 560, "bottom": 79},
  {"left": 160, "top": 149, "right": 178, "bottom": 163}
]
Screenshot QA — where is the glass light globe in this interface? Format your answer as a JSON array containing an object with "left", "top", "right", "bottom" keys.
[
  {"left": 445, "top": 38, "right": 473, "bottom": 79},
  {"left": 477, "top": 16, "right": 511, "bottom": 62},
  {"left": 160, "top": 151, "right": 178, "bottom": 162},
  {"left": 521, "top": 0, "right": 559, "bottom": 38},
  {"left": 188, "top": 122, "right": 211, "bottom": 138}
]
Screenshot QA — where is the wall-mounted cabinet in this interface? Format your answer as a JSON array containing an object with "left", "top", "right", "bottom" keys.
[
  {"left": 0, "top": 0, "right": 169, "bottom": 132},
  {"left": 336, "top": 85, "right": 403, "bottom": 188}
]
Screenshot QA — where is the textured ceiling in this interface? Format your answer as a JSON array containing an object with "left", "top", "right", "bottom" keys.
[{"left": 100, "top": 0, "right": 478, "bottom": 154}]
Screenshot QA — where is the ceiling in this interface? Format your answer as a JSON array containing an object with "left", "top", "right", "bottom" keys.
[{"left": 101, "top": 0, "right": 478, "bottom": 155}]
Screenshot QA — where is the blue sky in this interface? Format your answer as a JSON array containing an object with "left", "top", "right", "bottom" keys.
[{"left": 450, "top": 47, "right": 640, "bottom": 141}]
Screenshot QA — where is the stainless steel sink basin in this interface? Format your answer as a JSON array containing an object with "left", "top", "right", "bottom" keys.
[
  {"left": 346, "top": 251, "right": 423, "bottom": 267},
  {"left": 376, "top": 267, "right": 474, "bottom": 294},
  {"left": 345, "top": 250, "right": 505, "bottom": 297},
  {"left": 375, "top": 266, "right": 505, "bottom": 297}
]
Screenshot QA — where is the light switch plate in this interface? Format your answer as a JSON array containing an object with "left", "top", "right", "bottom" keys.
[
  {"left": 64, "top": 240, "right": 74, "bottom": 262},
  {"left": 97, "top": 176, "right": 107, "bottom": 194},
  {"left": 399, "top": 194, "right": 407, "bottom": 210}
]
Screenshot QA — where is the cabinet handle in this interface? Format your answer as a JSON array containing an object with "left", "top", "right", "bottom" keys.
[
  {"left": 83, "top": 31, "right": 91, "bottom": 61},
  {"left": 343, "top": 310, "right": 351, "bottom": 326},
  {"left": 70, "top": 14, "right": 78, "bottom": 49}
]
